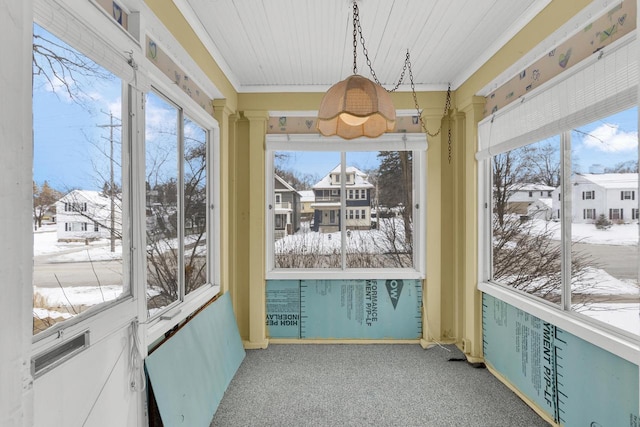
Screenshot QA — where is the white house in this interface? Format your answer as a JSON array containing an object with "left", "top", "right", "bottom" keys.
[
  {"left": 311, "top": 166, "right": 374, "bottom": 233},
  {"left": 551, "top": 173, "right": 638, "bottom": 223},
  {"left": 506, "top": 183, "right": 555, "bottom": 215},
  {"left": 56, "top": 190, "right": 122, "bottom": 241}
]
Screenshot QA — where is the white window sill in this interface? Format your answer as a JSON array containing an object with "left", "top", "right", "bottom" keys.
[
  {"left": 266, "top": 269, "right": 424, "bottom": 281},
  {"left": 145, "top": 284, "right": 221, "bottom": 343}
]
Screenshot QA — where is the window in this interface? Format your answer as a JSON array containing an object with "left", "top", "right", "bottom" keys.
[
  {"left": 491, "top": 138, "right": 561, "bottom": 306},
  {"left": 267, "top": 134, "right": 426, "bottom": 276},
  {"left": 64, "top": 202, "right": 87, "bottom": 212},
  {"left": 145, "top": 91, "right": 212, "bottom": 317},
  {"left": 528, "top": 191, "right": 533, "bottom": 197},
  {"left": 64, "top": 222, "right": 88, "bottom": 232},
  {"left": 609, "top": 208, "right": 623, "bottom": 221},
  {"left": 32, "top": 23, "right": 128, "bottom": 336},
  {"left": 481, "top": 106, "right": 639, "bottom": 339}
]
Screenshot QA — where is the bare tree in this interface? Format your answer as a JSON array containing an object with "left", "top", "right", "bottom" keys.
[
  {"left": 33, "top": 181, "right": 61, "bottom": 230},
  {"left": 33, "top": 31, "right": 113, "bottom": 105},
  {"left": 492, "top": 150, "right": 523, "bottom": 227},
  {"left": 519, "top": 141, "right": 561, "bottom": 187},
  {"left": 605, "top": 160, "right": 639, "bottom": 173}
]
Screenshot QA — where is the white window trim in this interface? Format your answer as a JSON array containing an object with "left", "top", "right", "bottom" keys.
[{"left": 265, "top": 133, "right": 426, "bottom": 280}]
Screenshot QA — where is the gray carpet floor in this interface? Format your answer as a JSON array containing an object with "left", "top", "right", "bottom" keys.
[{"left": 211, "top": 344, "right": 550, "bottom": 427}]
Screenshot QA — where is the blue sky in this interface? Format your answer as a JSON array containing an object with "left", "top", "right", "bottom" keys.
[
  {"left": 572, "top": 107, "right": 638, "bottom": 173},
  {"left": 33, "top": 24, "right": 122, "bottom": 193}
]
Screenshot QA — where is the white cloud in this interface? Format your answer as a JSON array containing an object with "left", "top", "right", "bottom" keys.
[{"left": 582, "top": 123, "right": 638, "bottom": 152}]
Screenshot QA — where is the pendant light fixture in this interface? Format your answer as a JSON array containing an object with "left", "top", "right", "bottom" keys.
[
  {"left": 317, "top": 1, "right": 395, "bottom": 139},
  {"left": 317, "top": 0, "right": 453, "bottom": 162}
]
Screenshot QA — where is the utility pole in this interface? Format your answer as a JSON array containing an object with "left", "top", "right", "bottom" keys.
[{"left": 98, "top": 111, "right": 121, "bottom": 253}]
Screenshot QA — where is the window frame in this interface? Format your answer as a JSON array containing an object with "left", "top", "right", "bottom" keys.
[
  {"left": 143, "top": 85, "right": 221, "bottom": 340},
  {"left": 476, "top": 29, "right": 640, "bottom": 363},
  {"left": 31, "top": 0, "right": 222, "bottom": 364},
  {"left": 31, "top": 2, "right": 138, "bottom": 351},
  {"left": 265, "top": 132, "right": 427, "bottom": 280},
  {"left": 478, "top": 129, "right": 639, "bottom": 364}
]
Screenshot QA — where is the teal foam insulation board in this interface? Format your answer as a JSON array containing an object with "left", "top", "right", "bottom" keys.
[
  {"left": 145, "top": 293, "right": 245, "bottom": 427},
  {"left": 266, "top": 279, "right": 422, "bottom": 339},
  {"left": 483, "top": 293, "right": 639, "bottom": 426}
]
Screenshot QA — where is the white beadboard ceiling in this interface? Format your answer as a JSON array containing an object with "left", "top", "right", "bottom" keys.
[{"left": 173, "top": 0, "right": 552, "bottom": 93}]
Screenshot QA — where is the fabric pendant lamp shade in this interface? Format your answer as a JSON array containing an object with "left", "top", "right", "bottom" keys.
[{"left": 317, "top": 74, "right": 396, "bottom": 139}]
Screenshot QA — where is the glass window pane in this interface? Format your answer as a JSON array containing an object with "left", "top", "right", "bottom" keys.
[
  {"left": 346, "top": 151, "right": 414, "bottom": 268},
  {"left": 145, "top": 92, "right": 179, "bottom": 315},
  {"left": 491, "top": 138, "right": 562, "bottom": 305},
  {"left": 32, "top": 24, "right": 125, "bottom": 335},
  {"left": 273, "top": 151, "right": 340, "bottom": 268},
  {"left": 570, "top": 107, "right": 639, "bottom": 335},
  {"left": 183, "top": 116, "right": 207, "bottom": 295}
]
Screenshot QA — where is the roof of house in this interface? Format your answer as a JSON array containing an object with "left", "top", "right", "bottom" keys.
[
  {"left": 299, "top": 190, "right": 315, "bottom": 202},
  {"left": 509, "top": 183, "right": 556, "bottom": 192},
  {"left": 312, "top": 165, "right": 374, "bottom": 189},
  {"left": 274, "top": 174, "right": 298, "bottom": 193},
  {"left": 577, "top": 173, "right": 638, "bottom": 189},
  {"left": 57, "top": 189, "right": 110, "bottom": 206}
]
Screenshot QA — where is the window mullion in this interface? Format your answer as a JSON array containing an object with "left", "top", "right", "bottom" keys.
[
  {"left": 560, "top": 130, "right": 572, "bottom": 311},
  {"left": 341, "top": 152, "right": 347, "bottom": 270},
  {"left": 178, "top": 108, "right": 186, "bottom": 302}
]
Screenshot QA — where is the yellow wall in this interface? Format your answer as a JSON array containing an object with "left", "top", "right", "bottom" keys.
[{"left": 147, "top": 0, "right": 594, "bottom": 356}]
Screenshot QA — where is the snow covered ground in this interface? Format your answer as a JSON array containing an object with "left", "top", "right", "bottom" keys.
[
  {"left": 32, "top": 221, "right": 639, "bottom": 336},
  {"left": 530, "top": 218, "right": 638, "bottom": 246}
]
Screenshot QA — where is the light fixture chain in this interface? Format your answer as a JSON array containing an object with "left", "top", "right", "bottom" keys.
[
  {"left": 348, "top": 0, "right": 453, "bottom": 162},
  {"left": 352, "top": 2, "right": 358, "bottom": 75},
  {"left": 353, "top": 1, "right": 406, "bottom": 92},
  {"left": 408, "top": 56, "right": 453, "bottom": 162}
]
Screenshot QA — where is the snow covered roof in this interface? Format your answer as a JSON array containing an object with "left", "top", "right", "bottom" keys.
[
  {"left": 299, "top": 190, "right": 315, "bottom": 202},
  {"left": 577, "top": 173, "right": 638, "bottom": 189},
  {"left": 57, "top": 189, "right": 110, "bottom": 206},
  {"left": 312, "top": 165, "right": 374, "bottom": 189},
  {"left": 509, "top": 183, "right": 556, "bottom": 192}
]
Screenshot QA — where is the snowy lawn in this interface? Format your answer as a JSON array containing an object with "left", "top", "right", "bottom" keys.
[
  {"left": 32, "top": 220, "right": 639, "bottom": 336},
  {"left": 529, "top": 218, "right": 638, "bottom": 245}
]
